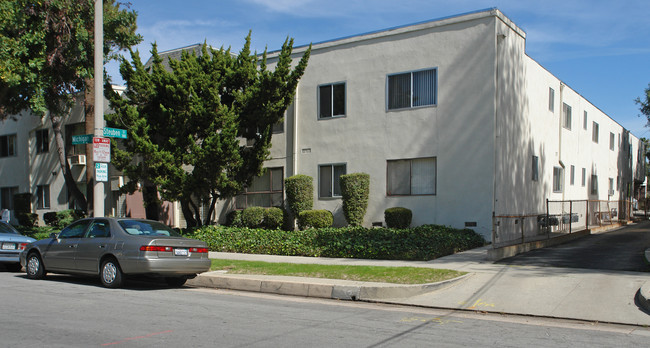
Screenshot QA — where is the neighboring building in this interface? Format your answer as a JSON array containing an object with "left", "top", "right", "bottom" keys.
[
  {"left": 0, "top": 92, "right": 182, "bottom": 226},
  {"left": 2, "top": 8, "right": 644, "bottom": 242}
]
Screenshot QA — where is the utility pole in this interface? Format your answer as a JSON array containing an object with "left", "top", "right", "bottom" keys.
[{"left": 93, "top": 0, "right": 104, "bottom": 217}]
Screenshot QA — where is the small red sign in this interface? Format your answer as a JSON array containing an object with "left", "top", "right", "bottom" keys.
[{"left": 93, "top": 137, "right": 111, "bottom": 163}]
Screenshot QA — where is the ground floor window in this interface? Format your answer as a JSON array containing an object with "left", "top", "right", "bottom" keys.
[
  {"left": 552, "top": 167, "right": 563, "bottom": 192},
  {"left": 37, "top": 185, "right": 50, "bottom": 209},
  {"left": 319, "top": 163, "right": 346, "bottom": 198},
  {"left": 387, "top": 157, "right": 436, "bottom": 195},
  {"left": 1, "top": 186, "right": 18, "bottom": 210},
  {"left": 236, "top": 167, "right": 284, "bottom": 209}
]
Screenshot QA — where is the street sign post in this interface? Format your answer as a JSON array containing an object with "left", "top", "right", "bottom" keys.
[
  {"left": 93, "top": 137, "right": 111, "bottom": 163},
  {"left": 103, "top": 127, "right": 127, "bottom": 139},
  {"left": 71, "top": 134, "right": 93, "bottom": 145}
]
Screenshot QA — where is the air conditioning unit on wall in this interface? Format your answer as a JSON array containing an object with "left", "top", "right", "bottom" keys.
[{"left": 69, "top": 154, "right": 86, "bottom": 166}]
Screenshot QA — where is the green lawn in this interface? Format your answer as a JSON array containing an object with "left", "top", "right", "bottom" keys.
[{"left": 210, "top": 259, "right": 465, "bottom": 284}]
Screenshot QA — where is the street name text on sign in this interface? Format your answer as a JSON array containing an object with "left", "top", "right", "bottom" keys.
[
  {"left": 103, "top": 127, "right": 127, "bottom": 139},
  {"left": 71, "top": 134, "right": 93, "bottom": 145},
  {"left": 93, "top": 137, "right": 110, "bottom": 163},
  {"left": 95, "top": 163, "right": 108, "bottom": 182}
]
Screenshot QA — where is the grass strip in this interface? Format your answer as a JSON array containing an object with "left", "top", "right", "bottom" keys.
[{"left": 210, "top": 259, "right": 465, "bottom": 284}]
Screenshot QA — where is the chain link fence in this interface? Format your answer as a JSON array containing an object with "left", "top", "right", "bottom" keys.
[{"left": 492, "top": 199, "right": 631, "bottom": 248}]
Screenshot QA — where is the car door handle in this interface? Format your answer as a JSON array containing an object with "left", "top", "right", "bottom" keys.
[
  {"left": 98, "top": 245, "right": 106, "bottom": 249},
  {"left": 68, "top": 244, "right": 78, "bottom": 248}
]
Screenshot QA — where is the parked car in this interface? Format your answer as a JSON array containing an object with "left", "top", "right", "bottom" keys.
[
  {"left": 0, "top": 221, "right": 36, "bottom": 272},
  {"left": 20, "top": 218, "right": 211, "bottom": 288}
]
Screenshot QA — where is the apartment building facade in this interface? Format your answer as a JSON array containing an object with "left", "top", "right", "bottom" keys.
[
  {"left": 1, "top": 8, "right": 644, "bottom": 242},
  {"left": 230, "top": 8, "right": 645, "bottom": 240}
]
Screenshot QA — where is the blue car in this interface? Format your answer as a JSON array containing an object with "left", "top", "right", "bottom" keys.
[{"left": 0, "top": 221, "right": 35, "bottom": 272}]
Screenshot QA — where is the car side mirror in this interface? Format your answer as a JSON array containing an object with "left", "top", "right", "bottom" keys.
[{"left": 49, "top": 232, "right": 59, "bottom": 239}]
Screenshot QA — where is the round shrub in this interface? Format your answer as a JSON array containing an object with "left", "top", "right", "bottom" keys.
[
  {"left": 284, "top": 175, "right": 313, "bottom": 216},
  {"left": 385, "top": 207, "right": 413, "bottom": 229},
  {"left": 298, "top": 210, "right": 333, "bottom": 229},
  {"left": 340, "top": 173, "right": 370, "bottom": 226},
  {"left": 263, "top": 207, "right": 284, "bottom": 230},
  {"left": 225, "top": 210, "right": 243, "bottom": 227},
  {"left": 241, "top": 207, "right": 265, "bottom": 228}
]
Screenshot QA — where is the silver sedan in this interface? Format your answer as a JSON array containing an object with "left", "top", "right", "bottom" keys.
[
  {"left": 20, "top": 218, "right": 211, "bottom": 288},
  {"left": 0, "top": 221, "right": 35, "bottom": 272}
]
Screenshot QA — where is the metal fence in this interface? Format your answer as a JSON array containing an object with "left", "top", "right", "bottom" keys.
[{"left": 492, "top": 199, "right": 632, "bottom": 248}]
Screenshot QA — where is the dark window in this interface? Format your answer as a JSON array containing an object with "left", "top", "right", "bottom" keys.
[
  {"left": 319, "top": 164, "right": 346, "bottom": 198},
  {"left": 36, "top": 129, "right": 49, "bottom": 153},
  {"left": 532, "top": 156, "right": 539, "bottom": 181},
  {"left": 319, "top": 83, "right": 346, "bottom": 118},
  {"left": 388, "top": 69, "right": 437, "bottom": 110},
  {"left": 387, "top": 157, "right": 436, "bottom": 195},
  {"left": 1, "top": 186, "right": 18, "bottom": 210},
  {"left": 235, "top": 167, "right": 284, "bottom": 209},
  {"left": 37, "top": 185, "right": 50, "bottom": 209},
  {"left": 0, "top": 134, "right": 17, "bottom": 157}
]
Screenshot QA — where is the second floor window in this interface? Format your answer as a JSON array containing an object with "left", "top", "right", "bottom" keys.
[
  {"left": 36, "top": 129, "right": 49, "bottom": 153},
  {"left": 0, "top": 134, "right": 16, "bottom": 157},
  {"left": 387, "top": 68, "right": 437, "bottom": 110},
  {"left": 319, "top": 82, "right": 346, "bottom": 118},
  {"left": 562, "top": 103, "right": 572, "bottom": 130}
]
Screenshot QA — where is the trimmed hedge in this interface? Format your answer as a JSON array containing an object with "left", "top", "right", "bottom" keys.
[
  {"left": 241, "top": 207, "right": 266, "bottom": 228},
  {"left": 298, "top": 210, "right": 333, "bottom": 229},
  {"left": 193, "top": 224, "right": 485, "bottom": 261},
  {"left": 340, "top": 173, "right": 369, "bottom": 226},
  {"left": 225, "top": 210, "right": 243, "bottom": 227},
  {"left": 43, "top": 209, "right": 86, "bottom": 229},
  {"left": 232, "top": 207, "right": 285, "bottom": 229},
  {"left": 264, "top": 207, "right": 284, "bottom": 230},
  {"left": 284, "top": 175, "right": 313, "bottom": 217},
  {"left": 385, "top": 207, "right": 412, "bottom": 229}
]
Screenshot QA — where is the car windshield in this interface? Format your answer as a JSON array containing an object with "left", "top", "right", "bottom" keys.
[
  {"left": 118, "top": 220, "right": 181, "bottom": 237},
  {"left": 0, "top": 222, "right": 20, "bottom": 235}
]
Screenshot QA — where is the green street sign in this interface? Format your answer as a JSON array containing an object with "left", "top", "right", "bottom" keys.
[
  {"left": 103, "top": 127, "right": 127, "bottom": 139},
  {"left": 71, "top": 134, "right": 93, "bottom": 145}
]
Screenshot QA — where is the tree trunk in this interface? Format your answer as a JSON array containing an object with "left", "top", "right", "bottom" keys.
[
  {"left": 204, "top": 195, "right": 217, "bottom": 226},
  {"left": 180, "top": 198, "right": 198, "bottom": 228},
  {"left": 142, "top": 182, "right": 160, "bottom": 220},
  {"left": 50, "top": 114, "right": 87, "bottom": 211}
]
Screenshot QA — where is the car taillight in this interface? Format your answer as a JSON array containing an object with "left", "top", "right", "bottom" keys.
[
  {"left": 189, "top": 247, "right": 209, "bottom": 253},
  {"left": 18, "top": 243, "right": 29, "bottom": 251},
  {"left": 140, "top": 246, "right": 173, "bottom": 252}
]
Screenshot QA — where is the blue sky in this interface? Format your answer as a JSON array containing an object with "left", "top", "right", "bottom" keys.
[{"left": 105, "top": 0, "right": 650, "bottom": 137}]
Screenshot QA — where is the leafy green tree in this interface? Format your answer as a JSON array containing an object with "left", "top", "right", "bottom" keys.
[
  {"left": 106, "top": 35, "right": 310, "bottom": 226},
  {"left": 0, "top": 0, "right": 140, "bottom": 211}
]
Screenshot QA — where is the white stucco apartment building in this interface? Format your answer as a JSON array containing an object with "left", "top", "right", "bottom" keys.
[
  {"left": 228, "top": 8, "right": 645, "bottom": 240},
  {"left": 1, "top": 8, "right": 644, "bottom": 242}
]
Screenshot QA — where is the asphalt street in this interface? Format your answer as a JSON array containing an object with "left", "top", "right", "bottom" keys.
[{"left": 2, "top": 271, "right": 649, "bottom": 347}]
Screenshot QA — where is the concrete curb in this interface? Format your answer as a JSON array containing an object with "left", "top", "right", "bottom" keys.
[
  {"left": 188, "top": 272, "right": 471, "bottom": 301},
  {"left": 638, "top": 281, "right": 650, "bottom": 313}
]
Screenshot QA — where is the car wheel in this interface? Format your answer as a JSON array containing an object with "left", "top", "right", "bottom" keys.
[
  {"left": 100, "top": 258, "right": 124, "bottom": 288},
  {"left": 26, "top": 253, "right": 46, "bottom": 279},
  {"left": 165, "top": 277, "right": 187, "bottom": 287}
]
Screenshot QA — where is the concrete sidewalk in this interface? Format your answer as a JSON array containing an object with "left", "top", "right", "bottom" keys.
[{"left": 189, "top": 246, "right": 650, "bottom": 326}]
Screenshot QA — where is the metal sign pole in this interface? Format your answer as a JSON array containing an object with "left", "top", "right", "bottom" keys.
[{"left": 93, "top": 0, "right": 104, "bottom": 217}]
